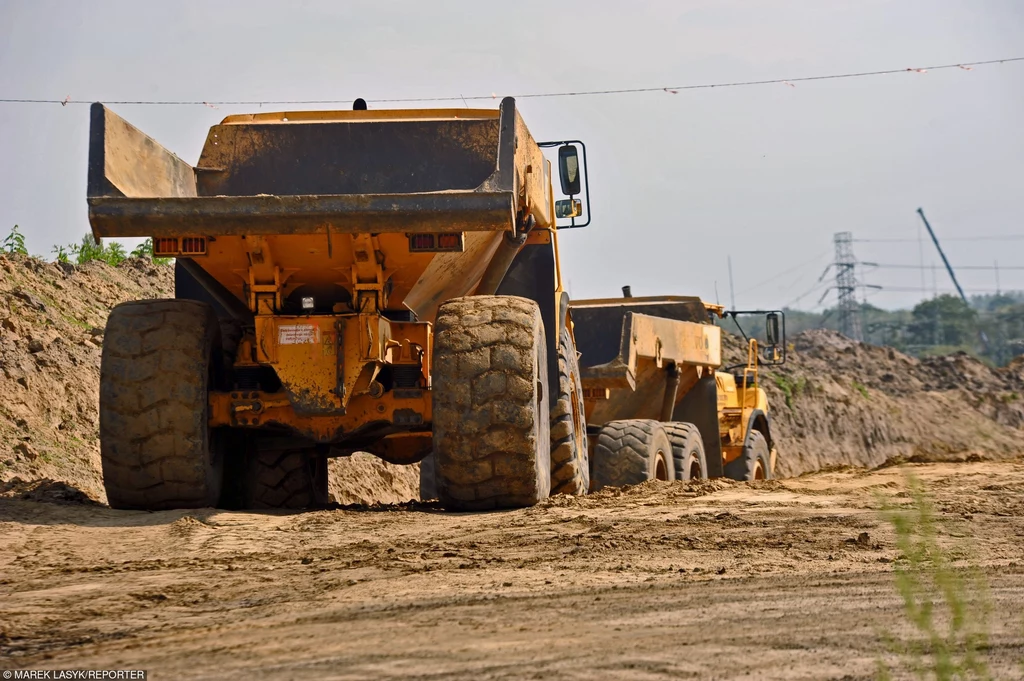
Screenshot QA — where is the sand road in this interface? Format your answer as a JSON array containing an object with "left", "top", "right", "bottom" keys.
[{"left": 2, "top": 460, "right": 1023, "bottom": 679}]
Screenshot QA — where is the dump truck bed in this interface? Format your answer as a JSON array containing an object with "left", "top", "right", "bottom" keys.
[
  {"left": 87, "top": 100, "right": 553, "bottom": 237},
  {"left": 571, "top": 296, "right": 722, "bottom": 388},
  {"left": 86, "top": 97, "right": 558, "bottom": 323},
  {"left": 571, "top": 296, "right": 723, "bottom": 430}
]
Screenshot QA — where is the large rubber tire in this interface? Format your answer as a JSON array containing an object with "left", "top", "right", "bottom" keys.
[
  {"left": 724, "top": 429, "right": 772, "bottom": 482},
  {"left": 419, "top": 452, "right": 438, "bottom": 501},
  {"left": 432, "top": 295, "right": 551, "bottom": 511},
  {"left": 590, "top": 420, "right": 674, "bottom": 491},
  {"left": 243, "top": 447, "right": 329, "bottom": 509},
  {"left": 663, "top": 422, "right": 708, "bottom": 481},
  {"left": 100, "top": 299, "right": 224, "bottom": 510},
  {"left": 550, "top": 327, "right": 589, "bottom": 495}
]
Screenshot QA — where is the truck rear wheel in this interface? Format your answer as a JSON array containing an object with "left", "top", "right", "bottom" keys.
[
  {"left": 725, "top": 429, "right": 772, "bottom": 482},
  {"left": 663, "top": 422, "right": 707, "bottom": 481},
  {"left": 590, "top": 420, "right": 674, "bottom": 491},
  {"left": 551, "top": 327, "right": 589, "bottom": 495},
  {"left": 432, "top": 296, "right": 551, "bottom": 510},
  {"left": 100, "top": 300, "right": 224, "bottom": 510},
  {"left": 243, "top": 446, "right": 329, "bottom": 509}
]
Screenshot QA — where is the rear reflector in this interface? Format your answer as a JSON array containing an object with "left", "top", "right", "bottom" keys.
[
  {"left": 408, "top": 233, "right": 464, "bottom": 253},
  {"left": 153, "top": 236, "right": 208, "bottom": 257}
]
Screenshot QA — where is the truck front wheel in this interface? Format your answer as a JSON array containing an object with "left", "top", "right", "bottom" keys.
[{"left": 725, "top": 429, "right": 772, "bottom": 482}]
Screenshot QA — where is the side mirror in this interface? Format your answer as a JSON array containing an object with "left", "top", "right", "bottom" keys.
[
  {"left": 555, "top": 199, "right": 582, "bottom": 218},
  {"left": 558, "top": 145, "right": 581, "bottom": 196},
  {"left": 766, "top": 312, "right": 780, "bottom": 346}
]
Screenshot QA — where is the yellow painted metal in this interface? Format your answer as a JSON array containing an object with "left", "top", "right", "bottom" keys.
[
  {"left": 209, "top": 390, "right": 431, "bottom": 447},
  {"left": 715, "top": 354, "right": 770, "bottom": 465},
  {"left": 580, "top": 313, "right": 721, "bottom": 391},
  {"left": 575, "top": 295, "right": 773, "bottom": 473},
  {"left": 251, "top": 314, "right": 430, "bottom": 415},
  {"left": 89, "top": 100, "right": 575, "bottom": 451}
]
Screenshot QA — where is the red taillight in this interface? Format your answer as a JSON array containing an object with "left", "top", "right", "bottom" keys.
[
  {"left": 437, "top": 233, "right": 462, "bottom": 250},
  {"left": 153, "top": 238, "right": 178, "bottom": 256},
  {"left": 409, "top": 234, "right": 435, "bottom": 251},
  {"left": 408, "top": 233, "right": 464, "bottom": 253},
  {"left": 152, "top": 236, "right": 207, "bottom": 257},
  {"left": 180, "top": 237, "right": 207, "bottom": 255}
]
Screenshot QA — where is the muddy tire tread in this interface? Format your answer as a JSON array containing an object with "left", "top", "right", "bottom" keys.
[
  {"left": 432, "top": 295, "right": 551, "bottom": 511},
  {"left": 100, "top": 299, "right": 222, "bottom": 510},
  {"left": 724, "top": 429, "right": 772, "bottom": 482},
  {"left": 244, "top": 448, "right": 329, "bottom": 509},
  {"left": 591, "top": 419, "right": 673, "bottom": 490},
  {"left": 663, "top": 422, "right": 708, "bottom": 481},
  {"left": 550, "top": 328, "right": 589, "bottom": 495}
]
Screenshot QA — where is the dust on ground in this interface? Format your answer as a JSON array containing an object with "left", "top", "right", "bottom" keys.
[{"left": 2, "top": 460, "right": 1023, "bottom": 679}]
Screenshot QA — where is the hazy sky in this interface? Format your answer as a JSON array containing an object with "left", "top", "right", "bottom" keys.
[{"left": 1, "top": 0, "right": 1022, "bottom": 310}]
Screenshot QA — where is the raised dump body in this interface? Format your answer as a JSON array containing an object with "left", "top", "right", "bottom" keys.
[
  {"left": 571, "top": 295, "right": 782, "bottom": 486},
  {"left": 88, "top": 98, "right": 592, "bottom": 512}
]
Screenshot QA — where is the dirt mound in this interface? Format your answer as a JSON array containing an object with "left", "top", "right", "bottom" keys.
[
  {"left": 4, "top": 251, "right": 1020, "bottom": 497},
  {"left": 328, "top": 454, "right": 419, "bottom": 505},
  {"left": 0, "top": 254, "right": 418, "bottom": 506},
  {"left": 0, "top": 254, "right": 175, "bottom": 501},
  {"left": 723, "top": 329, "right": 1024, "bottom": 475},
  {"left": 0, "top": 476, "right": 101, "bottom": 505}
]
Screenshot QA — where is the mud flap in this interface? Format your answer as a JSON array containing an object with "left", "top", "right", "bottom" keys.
[
  {"left": 495, "top": 242, "right": 560, "bottom": 401},
  {"left": 175, "top": 260, "right": 231, "bottom": 319},
  {"left": 745, "top": 409, "right": 773, "bottom": 452},
  {"left": 672, "top": 375, "right": 724, "bottom": 478}
]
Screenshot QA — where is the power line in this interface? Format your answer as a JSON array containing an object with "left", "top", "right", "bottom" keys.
[
  {"left": 870, "top": 286, "right": 1013, "bottom": 294},
  {"left": 866, "top": 263, "right": 1024, "bottom": 271},
  {"left": 855, "top": 235, "right": 1024, "bottom": 243},
  {"left": 784, "top": 279, "right": 831, "bottom": 308},
  {"left": 734, "top": 249, "right": 831, "bottom": 296},
  {"left": 2, "top": 57, "right": 1021, "bottom": 106}
]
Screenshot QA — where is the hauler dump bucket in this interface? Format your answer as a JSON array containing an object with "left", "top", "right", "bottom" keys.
[{"left": 87, "top": 97, "right": 552, "bottom": 239}]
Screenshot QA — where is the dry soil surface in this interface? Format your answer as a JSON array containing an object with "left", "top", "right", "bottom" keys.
[{"left": 3, "top": 460, "right": 1023, "bottom": 680}]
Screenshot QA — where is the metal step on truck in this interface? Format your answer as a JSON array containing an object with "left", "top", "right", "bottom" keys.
[{"left": 570, "top": 290, "right": 786, "bottom": 488}]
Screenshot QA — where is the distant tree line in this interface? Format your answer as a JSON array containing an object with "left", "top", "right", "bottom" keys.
[
  {"left": 4, "top": 226, "right": 171, "bottom": 266},
  {"left": 724, "top": 293, "right": 1024, "bottom": 367}
]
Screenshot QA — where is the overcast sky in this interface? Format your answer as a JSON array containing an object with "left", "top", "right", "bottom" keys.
[{"left": 1, "top": 0, "right": 1022, "bottom": 310}]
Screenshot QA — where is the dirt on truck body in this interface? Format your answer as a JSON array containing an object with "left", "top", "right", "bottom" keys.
[{"left": 86, "top": 98, "right": 592, "bottom": 512}]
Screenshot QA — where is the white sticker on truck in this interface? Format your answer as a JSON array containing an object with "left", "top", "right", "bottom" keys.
[{"left": 278, "top": 324, "right": 321, "bottom": 345}]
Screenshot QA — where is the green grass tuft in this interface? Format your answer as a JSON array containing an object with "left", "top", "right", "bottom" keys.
[{"left": 876, "top": 473, "right": 993, "bottom": 680}]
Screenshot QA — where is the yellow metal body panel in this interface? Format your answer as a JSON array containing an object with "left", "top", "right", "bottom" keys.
[
  {"left": 580, "top": 313, "right": 721, "bottom": 391},
  {"left": 576, "top": 300, "right": 775, "bottom": 474},
  {"left": 715, "top": 338, "right": 771, "bottom": 465},
  {"left": 87, "top": 100, "right": 572, "bottom": 450},
  {"left": 209, "top": 390, "right": 431, "bottom": 449}
]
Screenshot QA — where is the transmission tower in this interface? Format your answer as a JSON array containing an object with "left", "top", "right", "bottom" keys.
[{"left": 834, "top": 232, "right": 863, "bottom": 341}]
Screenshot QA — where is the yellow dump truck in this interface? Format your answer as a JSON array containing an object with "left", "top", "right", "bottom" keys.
[
  {"left": 569, "top": 292, "right": 785, "bottom": 487},
  {"left": 87, "top": 98, "right": 591, "bottom": 511}
]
